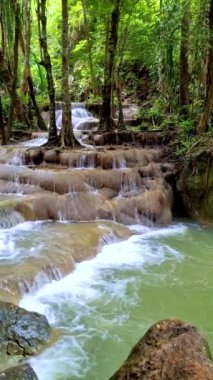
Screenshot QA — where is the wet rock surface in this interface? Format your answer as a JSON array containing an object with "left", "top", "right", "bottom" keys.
[
  {"left": 0, "top": 364, "right": 38, "bottom": 380},
  {"left": 0, "top": 221, "right": 131, "bottom": 303},
  {"left": 0, "top": 302, "right": 51, "bottom": 356},
  {"left": 0, "top": 147, "right": 176, "bottom": 226},
  {"left": 92, "top": 130, "right": 178, "bottom": 147},
  {"left": 179, "top": 150, "right": 213, "bottom": 222},
  {"left": 110, "top": 319, "right": 213, "bottom": 380}
]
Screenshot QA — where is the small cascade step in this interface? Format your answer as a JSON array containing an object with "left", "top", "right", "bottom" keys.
[
  {"left": 0, "top": 221, "right": 130, "bottom": 302},
  {"left": 0, "top": 145, "right": 176, "bottom": 226},
  {"left": 55, "top": 102, "right": 99, "bottom": 145},
  {"left": 0, "top": 208, "right": 24, "bottom": 228}
]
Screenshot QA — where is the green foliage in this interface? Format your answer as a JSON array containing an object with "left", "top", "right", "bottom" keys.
[
  {"left": 0, "top": 0, "right": 211, "bottom": 138},
  {"left": 35, "top": 95, "right": 49, "bottom": 110},
  {"left": 178, "top": 119, "right": 195, "bottom": 134},
  {"left": 175, "top": 134, "right": 197, "bottom": 157},
  {"left": 87, "top": 93, "right": 102, "bottom": 104},
  {"left": 12, "top": 122, "right": 29, "bottom": 130},
  {"left": 137, "top": 97, "right": 171, "bottom": 126},
  {"left": 1, "top": 96, "right": 10, "bottom": 119}
]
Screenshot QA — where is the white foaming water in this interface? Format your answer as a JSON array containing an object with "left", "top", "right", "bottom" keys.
[
  {"left": 113, "top": 157, "right": 126, "bottom": 169},
  {"left": 0, "top": 221, "right": 45, "bottom": 261},
  {"left": 55, "top": 103, "right": 99, "bottom": 147},
  {"left": 129, "top": 223, "right": 188, "bottom": 236},
  {"left": 20, "top": 223, "right": 185, "bottom": 380},
  {"left": 9, "top": 151, "right": 25, "bottom": 166},
  {"left": 76, "top": 153, "right": 95, "bottom": 169},
  {"left": 55, "top": 104, "right": 97, "bottom": 131},
  {"left": 20, "top": 137, "right": 48, "bottom": 147},
  {"left": 72, "top": 103, "right": 93, "bottom": 119}
]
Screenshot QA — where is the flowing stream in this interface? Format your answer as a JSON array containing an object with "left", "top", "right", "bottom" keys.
[
  {"left": 56, "top": 103, "right": 98, "bottom": 146},
  {"left": 0, "top": 126, "right": 212, "bottom": 379},
  {"left": 17, "top": 103, "right": 98, "bottom": 148},
  {"left": 0, "top": 217, "right": 211, "bottom": 378},
  {"left": 11, "top": 220, "right": 213, "bottom": 379}
]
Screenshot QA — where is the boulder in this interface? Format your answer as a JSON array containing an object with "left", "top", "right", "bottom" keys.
[
  {"left": 25, "top": 149, "right": 43, "bottom": 165},
  {"left": 43, "top": 149, "right": 60, "bottom": 164},
  {"left": 92, "top": 131, "right": 177, "bottom": 147},
  {"left": 178, "top": 150, "right": 213, "bottom": 221},
  {"left": 110, "top": 319, "right": 213, "bottom": 380},
  {"left": 0, "top": 302, "right": 51, "bottom": 356},
  {"left": 0, "top": 364, "right": 38, "bottom": 380}
]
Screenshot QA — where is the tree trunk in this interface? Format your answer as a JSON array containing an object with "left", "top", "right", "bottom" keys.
[
  {"left": 0, "top": 49, "right": 30, "bottom": 126},
  {"left": 0, "top": 12, "right": 6, "bottom": 55},
  {"left": 197, "top": 0, "right": 213, "bottom": 134},
  {"left": 37, "top": 0, "right": 57, "bottom": 141},
  {"left": 116, "top": 84, "right": 124, "bottom": 128},
  {"left": 6, "top": 2, "right": 20, "bottom": 142},
  {"left": 206, "top": 0, "right": 213, "bottom": 91},
  {"left": 157, "top": 0, "right": 164, "bottom": 93},
  {"left": 0, "top": 96, "right": 6, "bottom": 145},
  {"left": 115, "top": 3, "right": 139, "bottom": 128},
  {"left": 197, "top": 83, "right": 213, "bottom": 134},
  {"left": 61, "top": 0, "right": 80, "bottom": 147},
  {"left": 28, "top": 76, "right": 47, "bottom": 130},
  {"left": 81, "top": 0, "right": 97, "bottom": 97},
  {"left": 179, "top": 0, "right": 190, "bottom": 115},
  {"left": 116, "top": 23, "right": 129, "bottom": 129},
  {"left": 21, "top": 0, "right": 31, "bottom": 95},
  {"left": 100, "top": 0, "right": 121, "bottom": 132},
  {"left": 20, "top": 0, "right": 47, "bottom": 131}
]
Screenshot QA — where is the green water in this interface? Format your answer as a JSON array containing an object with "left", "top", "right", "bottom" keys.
[
  {"left": 19, "top": 221, "right": 213, "bottom": 380},
  {"left": 87, "top": 222, "right": 213, "bottom": 379}
]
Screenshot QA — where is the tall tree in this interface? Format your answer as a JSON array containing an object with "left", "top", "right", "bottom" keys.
[
  {"left": 81, "top": 0, "right": 97, "bottom": 96},
  {"left": 179, "top": 0, "right": 190, "bottom": 115},
  {"left": 100, "top": 0, "right": 121, "bottom": 132},
  {"left": 6, "top": 1, "right": 20, "bottom": 142},
  {"left": 0, "top": 0, "right": 31, "bottom": 134},
  {"left": 197, "top": 0, "right": 213, "bottom": 134},
  {"left": 61, "top": 0, "right": 79, "bottom": 147},
  {"left": 37, "top": 0, "right": 57, "bottom": 141},
  {"left": 21, "top": 0, "right": 47, "bottom": 131},
  {"left": 0, "top": 95, "right": 6, "bottom": 145}
]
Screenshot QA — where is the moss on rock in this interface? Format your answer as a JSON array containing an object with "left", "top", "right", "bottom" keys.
[
  {"left": 0, "top": 364, "right": 38, "bottom": 380},
  {"left": 0, "top": 302, "right": 51, "bottom": 357},
  {"left": 178, "top": 150, "right": 213, "bottom": 221}
]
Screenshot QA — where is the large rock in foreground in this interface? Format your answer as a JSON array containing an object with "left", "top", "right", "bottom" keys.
[
  {"left": 0, "top": 364, "right": 38, "bottom": 380},
  {"left": 0, "top": 302, "right": 51, "bottom": 356},
  {"left": 110, "top": 319, "right": 213, "bottom": 380}
]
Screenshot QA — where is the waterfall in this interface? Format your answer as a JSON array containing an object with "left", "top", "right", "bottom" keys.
[
  {"left": 72, "top": 103, "right": 93, "bottom": 119},
  {"left": 55, "top": 103, "right": 98, "bottom": 130},
  {"left": 0, "top": 208, "right": 24, "bottom": 228},
  {"left": 55, "top": 103, "right": 99, "bottom": 145}
]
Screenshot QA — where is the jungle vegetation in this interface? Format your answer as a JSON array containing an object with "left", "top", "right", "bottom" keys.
[{"left": 0, "top": 0, "right": 212, "bottom": 146}]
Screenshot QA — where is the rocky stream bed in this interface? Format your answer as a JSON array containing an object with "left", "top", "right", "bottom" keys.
[{"left": 0, "top": 129, "right": 212, "bottom": 379}]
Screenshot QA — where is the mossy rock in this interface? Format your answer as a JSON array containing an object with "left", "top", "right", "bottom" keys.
[
  {"left": 0, "top": 364, "right": 38, "bottom": 380},
  {"left": 179, "top": 150, "right": 213, "bottom": 221},
  {"left": 0, "top": 302, "right": 51, "bottom": 357}
]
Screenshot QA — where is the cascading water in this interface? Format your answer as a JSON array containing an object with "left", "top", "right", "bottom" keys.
[
  {"left": 3, "top": 103, "right": 99, "bottom": 149},
  {"left": 20, "top": 135, "right": 48, "bottom": 148},
  {"left": 0, "top": 208, "right": 24, "bottom": 228},
  {"left": 55, "top": 103, "right": 99, "bottom": 145},
  {"left": 19, "top": 222, "right": 213, "bottom": 380},
  {"left": 0, "top": 137, "right": 212, "bottom": 379}
]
